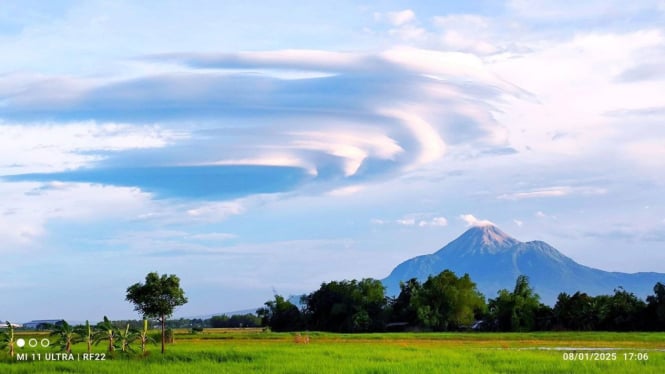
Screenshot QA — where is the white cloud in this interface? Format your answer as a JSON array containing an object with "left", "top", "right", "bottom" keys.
[
  {"left": 506, "top": 0, "right": 663, "bottom": 22},
  {"left": 0, "top": 122, "right": 186, "bottom": 174},
  {"left": 396, "top": 218, "right": 416, "bottom": 226},
  {"left": 459, "top": 214, "right": 494, "bottom": 227},
  {"left": 513, "top": 219, "right": 524, "bottom": 227},
  {"left": 185, "top": 201, "right": 245, "bottom": 220},
  {"left": 433, "top": 15, "right": 498, "bottom": 55},
  {"left": 288, "top": 129, "right": 403, "bottom": 176},
  {"left": 623, "top": 140, "right": 665, "bottom": 169},
  {"left": 384, "top": 10, "right": 416, "bottom": 26},
  {"left": 489, "top": 29, "right": 665, "bottom": 159},
  {"left": 392, "top": 214, "right": 448, "bottom": 227},
  {"left": 418, "top": 216, "right": 448, "bottom": 227},
  {"left": 327, "top": 185, "right": 365, "bottom": 196},
  {"left": 0, "top": 181, "right": 153, "bottom": 248},
  {"left": 211, "top": 155, "right": 318, "bottom": 176},
  {"left": 379, "top": 108, "right": 446, "bottom": 167},
  {"left": 498, "top": 186, "right": 607, "bottom": 200}
]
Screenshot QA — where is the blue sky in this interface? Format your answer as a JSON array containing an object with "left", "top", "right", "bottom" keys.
[{"left": 1, "top": 0, "right": 665, "bottom": 321}]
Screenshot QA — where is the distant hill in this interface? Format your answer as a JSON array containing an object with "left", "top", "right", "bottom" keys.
[{"left": 382, "top": 224, "right": 665, "bottom": 304}]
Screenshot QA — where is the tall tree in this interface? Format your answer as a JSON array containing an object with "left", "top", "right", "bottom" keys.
[
  {"left": 391, "top": 278, "right": 422, "bottom": 326},
  {"left": 489, "top": 275, "right": 541, "bottom": 331},
  {"left": 646, "top": 282, "right": 665, "bottom": 330},
  {"left": 257, "top": 295, "right": 303, "bottom": 332},
  {"left": 302, "top": 279, "right": 388, "bottom": 332},
  {"left": 598, "top": 287, "right": 646, "bottom": 331},
  {"left": 413, "top": 270, "right": 486, "bottom": 331},
  {"left": 554, "top": 292, "right": 597, "bottom": 330},
  {"left": 126, "top": 272, "right": 188, "bottom": 353}
]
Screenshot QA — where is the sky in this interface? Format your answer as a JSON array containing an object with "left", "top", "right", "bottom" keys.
[{"left": 1, "top": 0, "right": 665, "bottom": 322}]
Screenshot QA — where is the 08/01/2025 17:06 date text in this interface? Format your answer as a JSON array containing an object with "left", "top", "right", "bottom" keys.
[{"left": 562, "top": 352, "right": 649, "bottom": 361}]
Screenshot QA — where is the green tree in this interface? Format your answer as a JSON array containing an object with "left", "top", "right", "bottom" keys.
[
  {"left": 413, "top": 270, "right": 486, "bottom": 331},
  {"left": 391, "top": 278, "right": 422, "bottom": 326},
  {"left": 0, "top": 321, "right": 16, "bottom": 357},
  {"left": 302, "top": 278, "right": 388, "bottom": 332},
  {"left": 646, "top": 282, "right": 665, "bottom": 330},
  {"left": 489, "top": 275, "right": 541, "bottom": 331},
  {"left": 554, "top": 292, "right": 597, "bottom": 330},
  {"left": 257, "top": 295, "right": 303, "bottom": 332},
  {"left": 50, "top": 320, "right": 78, "bottom": 354},
  {"left": 597, "top": 287, "right": 646, "bottom": 331},
  {"left": 126, "top": 272, "right": 188, "bottom": 354},
  {"left": 94, "top": 316, "right": 119, "bottom": 353}
]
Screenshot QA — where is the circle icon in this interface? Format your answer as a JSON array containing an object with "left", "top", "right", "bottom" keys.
[
  {"left": 16, "top": 338, "right": 25, "bottom": 348},
  {"left": 40, "top": 338, "right": 50, "bottom": 348},
  {"left": 28, "top": 338, "right": 38, "bottom": 348}
]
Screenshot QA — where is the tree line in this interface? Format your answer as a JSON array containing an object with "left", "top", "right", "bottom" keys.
[{"left": 257, "top": 270, "right": 665, "bottom": 332}]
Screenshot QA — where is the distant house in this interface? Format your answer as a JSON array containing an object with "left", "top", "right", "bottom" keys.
[
  {"left": 22, "top": 320, "right": 65, "bottom": 329},
  {"left": 0, "top": 322, "right": 22, "bottom": 328}
]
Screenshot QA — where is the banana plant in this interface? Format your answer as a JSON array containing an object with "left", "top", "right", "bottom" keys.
[
  {"left": 93, "top": 316, "right": 119, "bottom": 353},
  {"left": 0, "top": 321, "right": 16, "bottom": 357},
  {"left": 138, "top": 319, "right": 156, "bottom": 355},
  {"left": 50, "top": 320, "right": 78, "bottom": 354},
  {"left": 117, "top": 323, "right": 139, "bottom": 353},
  {"left": 75, "top": 320, "right": 94, "bottom": 354}
]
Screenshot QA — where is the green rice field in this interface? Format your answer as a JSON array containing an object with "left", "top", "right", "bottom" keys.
[{"left": 1, "top": 329, "right": 664, "bottom": 373}]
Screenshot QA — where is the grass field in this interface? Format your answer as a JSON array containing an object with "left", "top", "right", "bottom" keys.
[{"left": 1, "top": 329, "right": 664, "bottom": 373}]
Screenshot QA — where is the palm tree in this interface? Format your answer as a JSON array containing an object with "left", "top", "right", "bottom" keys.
[
  {"left": 0, "top": 321, "right": 16, "bottom": 357},
  {"left": 93, "top": 316, "right": 119, "bottom": 353},
  {"left": 75, "top": 320, "right": 94, "bottom": 354},
  {"left": 117, "top": 323, "right": 138, "bottom": 353},
  {"left": 50, "top": 321, "right": 78, "bottom": 354}
]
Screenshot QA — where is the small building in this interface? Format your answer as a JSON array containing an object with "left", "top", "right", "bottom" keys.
[
  {"left": 0, "top": 322, "right": 22, "bottom": 328},
  {"left": 22, "top": 319, "right": 65, "bottom": 329}
]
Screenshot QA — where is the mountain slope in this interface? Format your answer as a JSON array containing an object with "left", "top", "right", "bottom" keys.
[{"left": 382, "top": 225, "right": 665, "bottom": 304}]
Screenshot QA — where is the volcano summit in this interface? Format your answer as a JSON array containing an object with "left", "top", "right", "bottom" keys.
[{"left": 382, "top": 225, "right": 665, "bottom": 303}]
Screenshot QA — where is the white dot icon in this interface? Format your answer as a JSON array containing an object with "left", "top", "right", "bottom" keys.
[{"left": 16, "top": 338, "right": 25, "bottom": 348}]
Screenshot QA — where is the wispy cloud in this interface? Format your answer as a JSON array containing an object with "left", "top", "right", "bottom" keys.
[
  {"left": 459, "top": 214, "right": 494, "bottom": 227},
  {"left": 498, "top": 186, "right": 607, "bottom": 200}
]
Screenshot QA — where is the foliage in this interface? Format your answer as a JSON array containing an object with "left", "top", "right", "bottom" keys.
[
  {"left": 117, "top": 323, "right": 139, "bottom": 353},
  {"left": 257, "top": 295, "right": 303, "bottom": 332},
  {"left": 126, "top": 272, "right": 188, "bottom": 353},
  {"left": 94, "top": 316, "right": 119, "bottom": 353},
  {"left": 138, "top": 319, "right": 156, "bottom": 355},
  {"left": 412, "top": 270, "right": 486, "bottom": 331},
  {"left": 302, "top": 278, "right": 388, "bottom": 332},
  {"left": 50, "top": 320, "right": 78, "bottom": 353},
  {"left": 390, "top": 278, "right": 421, "bottom": 327},
  {"left": 0, "top": 322, "right": 15, "bottom": 357},
  {"left": 75, "top": 320, "right": 94, "bottom": 354},
  {"left": 209, "top": 314, "right": 261, "bottom": 328},
  {"left": 489, "top": 275, "right": 542, "bottom": 331},
  {"left": 646, "top": 282, "right": 665, "bottom": 330}
]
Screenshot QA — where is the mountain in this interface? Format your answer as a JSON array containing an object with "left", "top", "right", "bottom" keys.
[{"left": 382, "top": 224, "right": 665, "bottom": 304}]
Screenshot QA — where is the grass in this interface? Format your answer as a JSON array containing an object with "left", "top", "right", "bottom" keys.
[{"left": 1, "top": 330, "right": 663, "bottom": 373}]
